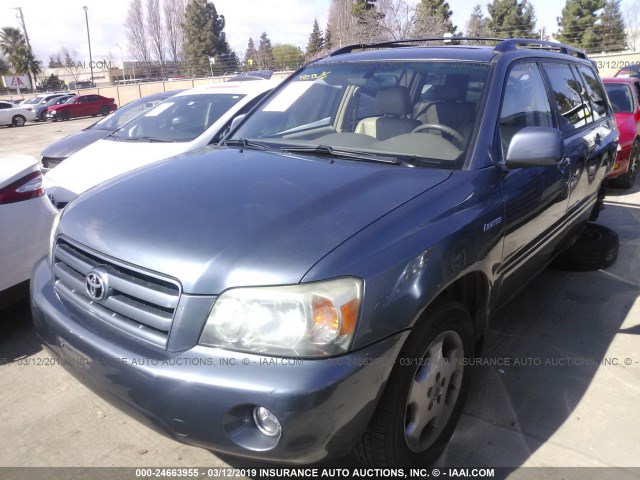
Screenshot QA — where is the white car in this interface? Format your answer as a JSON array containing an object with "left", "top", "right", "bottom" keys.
[
  {"left": 0, "top": 155, "right": 56, "bottom": 308},
  {"left": 0, "top": 101, "right": 37, "bottom": 127},
  {"left": 44, "top": 80, "right": 281, "bottom": 208}
]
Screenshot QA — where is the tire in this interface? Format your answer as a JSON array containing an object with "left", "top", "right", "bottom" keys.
[
  {"left": 60, "top": 111, "right": 70, "bottom": 121},
  {"left": 612, "top": 139, "right": 639, "bottom": 189},
  {"left": 100, "top": 106, "right": 110, "bottom": 116},
  {"left": 551, "top": 223, "right": 618, "bottom": 272},
  {"left": 11, "top": 115, "right": 26, "bottom": 127},
  {"left": 352, "top": 299, "right": 474, "bottom": 467}
]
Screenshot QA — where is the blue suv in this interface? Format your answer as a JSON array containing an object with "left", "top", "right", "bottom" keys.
[{"left": 32, "top": 38, "right": 617, "bottom": 466}]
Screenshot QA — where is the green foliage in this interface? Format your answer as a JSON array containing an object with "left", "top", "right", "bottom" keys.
[
  {"left": 466, "top": 4, "right": 490, "bottom": 38},
  {"left": 244, "top": 37, "right": 258, "bottom": 69},
  {"left": 257, "top": 32, "right": 274, "bottom": 69},
  {"left": 306, "top": 19, "right": 324, "bottom": 57},
  {"left": 487, "top": 0, "right": 537, "bottom": 38},
  {"left": 418, "top": 0, "right": 457, "bottom": 33},
  {"left": 599, "top": 0, "right": 627, "bottom": 51},
  {"left": 40, "top": 74, "right": 64, "bottom": 91},
  {"left": 273, "top": 44, "right": 305, "bottom": 70},
  {"left": 324, "top": 23, "right": 333, "bottom": 49},
  {"left": 182, "top": 0, "right": 232, "bottom": 75},
  {"left": 556, "top": 0, "right": 605, "bottom": 50},
  {"left": 0, "top": 27, "right": 41, "bottom": 88}
]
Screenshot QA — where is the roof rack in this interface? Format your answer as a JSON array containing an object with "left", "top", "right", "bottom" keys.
[
  {"left": 328, "top": 36, "right": 588, "bottom": 60},
  {"left": 493, "top": 38, "right": 588, "bottom": 59},
  {"left": 329, "top": 37, "right": 504, "bottom": 57}
]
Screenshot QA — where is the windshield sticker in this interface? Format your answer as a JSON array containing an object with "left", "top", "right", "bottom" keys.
[
  {"left": 263, "top": 82, "right": 315, "bottom": 112},
  {"left": 298, "top": 71, "right": 330, "bottom": 81},
  {"left": 144, "top": 102, "right": 174, "bottom": 117}
]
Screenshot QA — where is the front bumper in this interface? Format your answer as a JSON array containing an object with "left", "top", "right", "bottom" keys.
[
  {"left": 608, "top": 144, "right": 631, "bottom": 179},
  {"left": 31, "top": 258, "right": 406, "bottom": 464}
]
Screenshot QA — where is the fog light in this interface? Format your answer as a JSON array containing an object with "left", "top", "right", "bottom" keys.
[{"left": 253, "top": 407, "right": 281, "bottom": 437}]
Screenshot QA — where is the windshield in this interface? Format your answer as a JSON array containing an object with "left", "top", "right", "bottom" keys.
[
  {"left": 109, "top": 93, "right": 246, "bottom": 142},
  {"left": 230, "top": 60, "right": 489, "bottom": 166},
  {"left": 604, "top": 83, "right": 634, "bottom": 113},
  {"left": 46, "top": 96, "right": 69, "bottom": 106},
  {"left": 93, "top": 95, "right": 174, "bottom": 131},
  {"left": 64, "top": 96, "right": 78, "bottom": 104}
]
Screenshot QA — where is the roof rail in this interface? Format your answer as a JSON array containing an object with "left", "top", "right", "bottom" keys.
[
  {"left": 493, "top": 38, "right": 588, "bottom": 59},
  {"left": 328, "top": 37, "right": 505, "bottom": 57},
  {"left": 327, "top": 36, "right": 589, "bottom": 60}
]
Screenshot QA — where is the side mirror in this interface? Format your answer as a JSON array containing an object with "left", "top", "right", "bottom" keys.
[
  {"left": 505, "top": 127, "right": 564, "bottom": 168},
  {"left": 228, "top": 114, "right": 246, "bottom": 134}
]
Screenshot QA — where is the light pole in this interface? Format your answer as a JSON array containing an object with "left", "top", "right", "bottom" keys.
[
  {"left": 83, "top": 6, "right": 94, "bottom": 85},
  {"left": 115, "top": 43, "right": 125, "bottom": 83},
  {"left": 14, "top": 7, "right": 36, "bottom": 90}
]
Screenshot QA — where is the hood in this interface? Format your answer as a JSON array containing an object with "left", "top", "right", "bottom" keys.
[
  {"left": 44, "top": 138, "right": 188, "bottom": 204},
  {"left": 58, "top": 148, "right": 451, "bottom": 294},
  {"left": 48, "top": 104, "right": 69, "bottom": 112},
  {"left": 41, "top": 128, "right": 111, "bottom": 159}
]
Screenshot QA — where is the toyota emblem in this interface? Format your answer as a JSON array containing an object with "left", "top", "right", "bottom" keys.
[{"left": 85, "top": 269, "right": 108, "bottom": 301}]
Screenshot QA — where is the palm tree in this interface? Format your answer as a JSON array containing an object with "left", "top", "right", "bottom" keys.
[{"left": 0, "top": 27, "right": 40, "bottom": 90}]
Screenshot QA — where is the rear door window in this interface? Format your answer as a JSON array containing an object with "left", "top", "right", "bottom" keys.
[
  {"left": 543, "top": 62, "right": 591, "bottom": 131},
  {"left": 576, "top": 65, "right": 608, "bottom": 121}
]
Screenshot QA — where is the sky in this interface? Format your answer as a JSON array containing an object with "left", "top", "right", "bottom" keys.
[{"left": 0, "top": 0, "right": 636, "bottom": 66}]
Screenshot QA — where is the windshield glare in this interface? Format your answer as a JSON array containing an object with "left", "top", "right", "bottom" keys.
[
  {"left": 231, "top": 61, "right": 490, "bottom": 165},
  {"left": 94, "top": 96, "right": 170, "bottom": 131},
  {"left": 110, "top": 93, "right": 245, "bottom": 142},
  {"left": 64, "top": 96, "right": 78, "bottom": 104}
]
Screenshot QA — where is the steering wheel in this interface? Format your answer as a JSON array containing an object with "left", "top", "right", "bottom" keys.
[{"left": 412, "top": 123, "right": 466, "bottom": 149}]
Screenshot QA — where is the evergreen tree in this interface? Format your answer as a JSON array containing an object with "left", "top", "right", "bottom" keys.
[
  {"left": 325, "top": 22, "right": 333, "bottom": 49},
  {"left": 306, "top": 19, "right": 324, "bottom": 57},
  {"left": 245, "top": 37, "right": 258, "bottom": 69},
  {"left": 417, "top": 0, "right": 457, "bottom": 33},
  {"left": 182, "top": 0, "right": 230, "bottom": 76},
  {"left": 257, "top": 32, "right": 274, "bottom": 69},
  {"left": 466, "top": 4, "right": 490, "bottom": 38},
  {"left": 487, "top": 0, "right": 537, "bottom": 38},
  {"left": 599, "top": 0, "right": 627, "bottom": 52},
  {"left": 556, "top": 0, "right": 605, "bottom": 50}
]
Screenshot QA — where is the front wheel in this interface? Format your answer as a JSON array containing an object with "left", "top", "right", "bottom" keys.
[
  {"left": 12, "top": 115, "right": 26, "bottom": 127},
  {"left": 60, "top": 111, "right": 71, "bottom": 121},
  {"left": 352, "top": 299, "right": 474, "bottom": 467}
]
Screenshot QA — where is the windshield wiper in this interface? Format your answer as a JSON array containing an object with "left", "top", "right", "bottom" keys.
[
  {"left": 222, "top": 138, "right": 269, "bottom": 150},
  {"left": 280, "top": 145, "right": 400, "bottom": 165}
]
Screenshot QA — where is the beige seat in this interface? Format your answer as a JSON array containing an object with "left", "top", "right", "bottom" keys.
[
  {"left": 355, "top": 87, "right": 421, "bottom": 140},
  {"left": 415, "top": 86, "right": 477, "bottom": 140}
]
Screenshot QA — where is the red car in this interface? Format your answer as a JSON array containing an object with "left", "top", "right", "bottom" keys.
[
  {"left": 46, "top": 94, "right": 117, "bottom": 122},
  {"left": 603, "top": 77, "right": 640, "bottom": 188}
]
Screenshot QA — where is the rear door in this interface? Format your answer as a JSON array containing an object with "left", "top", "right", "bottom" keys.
[
  {"left": 497, "top": 60, "right": 570, "bottom": 302},
  {"left": 541, "top": 61, "right": 616, "bottom": 221}
]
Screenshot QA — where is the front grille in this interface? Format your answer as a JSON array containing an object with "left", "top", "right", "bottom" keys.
[{"left": 53, "top": 238, "right": 181, "bottom": 348}]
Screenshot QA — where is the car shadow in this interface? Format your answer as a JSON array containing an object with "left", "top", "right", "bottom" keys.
[
  {"left": 0, "top": 298, "right": 42, "bottom": 364},
  {"left": 219, "top": 204, "right": 639, "bottom": 472}
]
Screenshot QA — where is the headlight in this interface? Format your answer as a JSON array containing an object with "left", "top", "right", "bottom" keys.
[
  {"left": 199, "top": 277, "right": 362, "bottom": 357},
  {"left": 48, "top": 209, "right": 63, "bottom": 265},
  {"left": 50, "top": 110, "right": 57, "bottom": 115}
]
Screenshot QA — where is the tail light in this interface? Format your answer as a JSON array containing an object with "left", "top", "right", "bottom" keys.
[{"left": 0, "top": 170, "right": 44, "bottom": 205}]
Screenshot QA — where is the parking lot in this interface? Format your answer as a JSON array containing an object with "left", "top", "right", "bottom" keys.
[{"left": 1, "top": 119, "right": 639, "bottom": 473}]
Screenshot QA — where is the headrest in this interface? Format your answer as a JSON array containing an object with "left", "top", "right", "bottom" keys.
[
  {"left": 429, "top": 85, "right": 463, "bottom": 102},
  {"left": 375, "top": 86, "right": 412, "bottom": 116}
]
